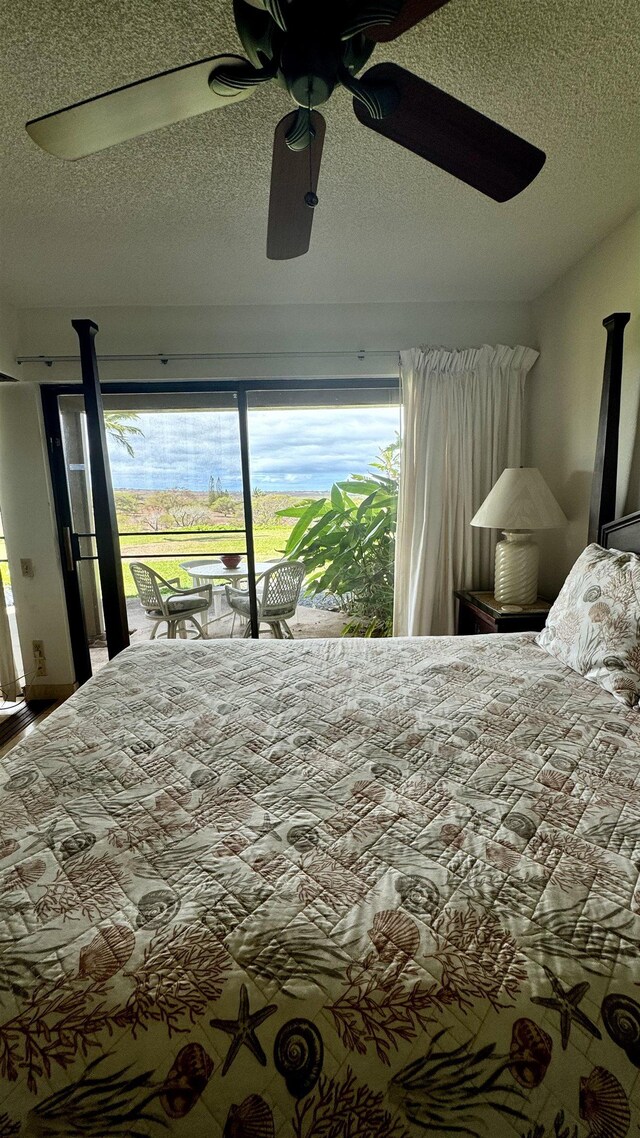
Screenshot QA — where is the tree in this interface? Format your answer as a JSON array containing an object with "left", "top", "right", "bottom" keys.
[
  {"left": 147, "top": 489, "right": 208, "bottom": 529},
  {"left": 104, "top": 412, "right": 144, "bottom": 458},
  {"left": 209, "top": 494, "right": 237, "bottom": 518},
  {"left": 113, "top": 490, "right": 142, "bottom": 523},
  {"left": 208, "top": 474, "right": 225, "bottom": 505},
  {"left": 278, "top": 438, "right": 400, "bottom": 637},
  {"left": 136, "top": 498, "right": 167, "bottom": 532}
]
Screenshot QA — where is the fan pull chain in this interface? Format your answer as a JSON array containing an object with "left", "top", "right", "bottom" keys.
[{"left": 305, "top": 83, "right": 318, "bottom": 210}]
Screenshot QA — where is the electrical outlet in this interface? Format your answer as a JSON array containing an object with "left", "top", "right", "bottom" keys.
[
  {"left": 20, "top": 558, "right": 34, "bottom": 578},
  {"left": 32, "top": 640, "right": 47, "bottom": 677}
]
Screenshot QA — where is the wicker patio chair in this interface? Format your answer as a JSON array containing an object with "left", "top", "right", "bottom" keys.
[
  {"left": 130, "top": 562, "right": 212, "bottom": 640},
  {"left": 225, "top": 560, "right": 305, "bottom": 639}
]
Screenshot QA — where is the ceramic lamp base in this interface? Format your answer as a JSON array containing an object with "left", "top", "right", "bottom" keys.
[{"left": 494, "top": 531, "right": 538, "bottom": 606}]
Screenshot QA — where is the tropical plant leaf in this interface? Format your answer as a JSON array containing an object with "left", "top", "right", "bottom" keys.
[
  {"left": 336, "top": 479, "right": 382, "bottom": 495},
  {"left": 280, "top": 440, "right": 399, "bottom": 636},
  {"left": 330, "top": 485, "right": 342, "bottom": 511},
  {"left": 362, "top": 514, "right": 390, "bottom": 547},
  {"left": 356, "top": 491, "right": 379, "bottom": 520},
  {"left": 284, "top": 499, "right": 328, "bottom": 550},
  {"left": 276, "top": 503, "right": 313, "bottom": 519}
]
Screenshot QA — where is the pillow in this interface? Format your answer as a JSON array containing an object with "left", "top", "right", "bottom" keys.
[{"left": 536, "top": 543, "right": 640, "bottom": 708}]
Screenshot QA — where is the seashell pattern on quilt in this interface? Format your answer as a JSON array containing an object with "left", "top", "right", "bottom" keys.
[
  {"left": 1, "top": 633, "right": 640, "bottom": 1136},
  {"left": 537, "top": 542, "right": 640, "bottom": 708}
]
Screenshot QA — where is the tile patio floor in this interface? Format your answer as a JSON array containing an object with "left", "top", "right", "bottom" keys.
[{"left": 88, "top": 595, "right": 349, "bottom": 672}]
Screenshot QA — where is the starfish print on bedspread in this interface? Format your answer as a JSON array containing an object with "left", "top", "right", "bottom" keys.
[
  {"left": 210, "top": 983, "right": 277, "bottom": 1074},
  {"left": 530, "top": 967, "right": 601, "bottom": 1050}
]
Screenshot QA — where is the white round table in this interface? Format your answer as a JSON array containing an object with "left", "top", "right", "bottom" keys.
[
  {"left": 179, "top": 560, "right": 274, "bottom": 633},
  {"left": 180, "top": 560, "right": 272, "bottom": 584}
]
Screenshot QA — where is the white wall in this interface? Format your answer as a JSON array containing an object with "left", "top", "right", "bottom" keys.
[
  {"left": 15, "top": 300, "right": 533, "bottom": 382},
  {"left": 0, "top": 299, "right": 18, "bottom": 380},
  {"left": 0, "top": 384, "right": 76, "bottom": 696},
  {"left": 526, "top": 209, "right": 640, "bottom": 597}
]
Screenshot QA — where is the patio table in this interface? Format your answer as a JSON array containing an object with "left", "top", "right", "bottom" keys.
[
  {"left": 179, "top": 560, "right": 272, "bottom": 584},
  {"left": 179, "top": 560, "right": 273, "bottom": 632}
]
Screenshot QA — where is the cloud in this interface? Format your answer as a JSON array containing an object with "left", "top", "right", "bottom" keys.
[{"left": 107, "top": 406, "right": 399, "bottom": 491}]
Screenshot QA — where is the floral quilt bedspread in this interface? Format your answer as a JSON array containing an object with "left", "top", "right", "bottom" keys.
[{"left": 1, "top": 634, "right": 640, "bottom": 1138}]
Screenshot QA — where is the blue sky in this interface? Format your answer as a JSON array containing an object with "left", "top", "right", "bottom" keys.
[{"left": 107, "top": 406, "right": 400, "bottom": 493}]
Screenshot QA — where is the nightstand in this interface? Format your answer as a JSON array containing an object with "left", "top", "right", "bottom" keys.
[{"left": 455, "top": 590, "right": 551, "bottom": 635}]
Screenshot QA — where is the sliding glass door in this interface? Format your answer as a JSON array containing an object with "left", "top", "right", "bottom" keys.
[
  {"left": 246, "top": 386, "right": 400, "bottom": 638},
  {"left": 42, "top": 378, "right": 399, "bottom": 681}
]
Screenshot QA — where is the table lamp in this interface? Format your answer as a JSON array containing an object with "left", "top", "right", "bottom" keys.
[{"left": 470, "top": 467, "right": 567, "bottom": 605}]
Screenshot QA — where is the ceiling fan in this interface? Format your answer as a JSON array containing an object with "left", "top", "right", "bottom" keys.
[{"left": 26, "top": 0, "right": 546, "bottom": 261}]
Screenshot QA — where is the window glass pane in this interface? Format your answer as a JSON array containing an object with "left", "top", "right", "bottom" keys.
[
  {"left": 59, "top": 392, "right": 246, "bottom": 668},
  {"left": 0, "top": 507, "right": 24, "bottom": 699},
  {"left": 247, "top": 386, "right": 400, "bottom": 638}
]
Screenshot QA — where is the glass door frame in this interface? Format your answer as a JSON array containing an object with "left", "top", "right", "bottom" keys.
[{"left": 41, "top": 376, "right": 399, "bottom": 684}]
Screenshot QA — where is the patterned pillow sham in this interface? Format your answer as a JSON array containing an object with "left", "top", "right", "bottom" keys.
[{"left": 536, "top": 543, "right": 640, "bottom": 708}]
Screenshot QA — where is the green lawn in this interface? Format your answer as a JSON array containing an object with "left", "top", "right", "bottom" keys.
[
  {"left": 118, "top": 525, "right": 291, "bottom": 596},
  {"left": 0, "top": 527, "right": 294, "bottom": 598}
]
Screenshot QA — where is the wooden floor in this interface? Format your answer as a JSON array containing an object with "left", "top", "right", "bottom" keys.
[{"left": 0, "top": 699, "right": 59, "bottom": 760}]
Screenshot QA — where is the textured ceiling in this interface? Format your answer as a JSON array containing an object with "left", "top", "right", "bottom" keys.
[{"left": 0, "top": 0, "right": 639, "bottom": 307}]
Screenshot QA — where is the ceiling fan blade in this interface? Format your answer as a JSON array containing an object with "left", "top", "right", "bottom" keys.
[
  {"left": 26, "top": 54, "right": 256, "bottom": 160},
  {"left": 353, "top": 62, "right": 545, "bottom": 201},
  {"left": 267, "top": 110, "right": 325, "bottom": 260},
  {"left": 365, "top": 0, "right": 451, "bottom": 42},
  {"left": 243, "top": 0, "right": 289, "bottom": 27}
]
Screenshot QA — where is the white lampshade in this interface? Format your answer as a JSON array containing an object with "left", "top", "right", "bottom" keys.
[
  {"left": 470, "top": 468, "right": 567, "bottom": 532},
  {"left": 470, "top": 468, "right": 567, "bottom": 605}
]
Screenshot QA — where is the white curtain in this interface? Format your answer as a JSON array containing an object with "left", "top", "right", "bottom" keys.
[
  {"left": 0, "top": 567, "right": 18, "bottom": 702},
  {"left": 394, "top": 343, "right": 539, "bottom": 637}
]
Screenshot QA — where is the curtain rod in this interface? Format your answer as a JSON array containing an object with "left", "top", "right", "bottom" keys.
[{"left": 17, "top": 349, "right": 402, "bottom": 366}]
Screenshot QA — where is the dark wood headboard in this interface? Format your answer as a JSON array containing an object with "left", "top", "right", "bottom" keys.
[
  {"left": 589, "top": 311, "right": 636, "bottom": 550},
  {"left": 601, "top": 513, "right": 640, "bottom": 553}
]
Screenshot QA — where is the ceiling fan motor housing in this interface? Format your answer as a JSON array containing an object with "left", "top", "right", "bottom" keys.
[
  {"left": 279, "top": 37, "right": 338, "bottom": 106},
  {"left": 235, "top": 0, "right": 376, "bottom": 108}
]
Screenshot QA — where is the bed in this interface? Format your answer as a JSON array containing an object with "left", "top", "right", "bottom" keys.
[
  {"left": 1, "top": 313, "right": 638, "bottom": 1137},
  {"left": 1, "top": 627, "right": 640, "bottom": 1137}
]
